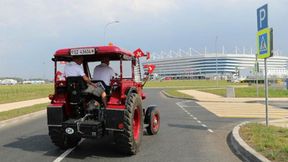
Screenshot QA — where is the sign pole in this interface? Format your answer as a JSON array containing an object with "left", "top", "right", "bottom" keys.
[
  {"left": 256, "top": 53, "right": 259, "bottom": 97},
  {"left": 256, "top": 70, "right": 259, "bottom": 97},
  {"left": 264, "top": 58, "right": 269, "bottom": 126},
  {"left": 257, "top": 4, "right": 272, "bottom": 126}
]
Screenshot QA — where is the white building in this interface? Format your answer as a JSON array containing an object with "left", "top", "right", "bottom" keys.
[
  {"left": 0, "top": 79, "right": 18, "bottom": 85},
  {"left": 144, "top": 53, "right": 288, "bottom": 80}
]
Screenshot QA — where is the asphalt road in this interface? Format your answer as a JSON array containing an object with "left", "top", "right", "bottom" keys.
[
  {"left": 0, "top": 89, "right": 247, "bottom": 162},
  {"left": 262, "top": 101, "right": 288, "bottom": 109}
]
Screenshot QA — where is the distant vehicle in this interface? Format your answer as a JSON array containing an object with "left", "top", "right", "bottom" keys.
[
  {"left": 23, "top": 80, "right": 45, "bottom": 84},
  {"left": 0, "top": 79, "right": 17, "bottom": 85},
  {"left": 231, "top": 74, "right": 246, "bottom": 83},
  {"left": 160, "top": 77, "right": 172, "bottom": 81}
]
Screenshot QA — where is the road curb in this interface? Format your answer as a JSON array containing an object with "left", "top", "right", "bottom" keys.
[
  {"left": 160, "top": 90, "right": 197, "bottom": 101},
  {"left": 0, "top": 110, "right": 46, "bottom": 128},
  {"left": 230, "top": 121, "right": 271, "bottom": 162}
]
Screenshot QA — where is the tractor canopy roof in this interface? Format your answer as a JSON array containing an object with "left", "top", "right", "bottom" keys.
[{"left": 53, "top": 45, "right": 134, "bottom": 62}]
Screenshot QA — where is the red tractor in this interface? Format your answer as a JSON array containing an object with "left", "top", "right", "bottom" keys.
[{"left": 47, "top": 45, "right": 160, "bottom": 155}]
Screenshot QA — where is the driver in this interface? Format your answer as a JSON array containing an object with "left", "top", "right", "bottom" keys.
[
  {"left": 93, "top": 57, "right": 115, "bottom": 87},
  {"left": 64, "top": 56, "right": 107, "bottom": 108}
]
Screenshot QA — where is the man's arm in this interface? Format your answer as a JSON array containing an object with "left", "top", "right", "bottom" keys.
[
  {"left": 110, "top": 67, "right": 116, "bottom": 78},
  {"left": 82, "top": 75, "right": 96, "bottom": 87}
]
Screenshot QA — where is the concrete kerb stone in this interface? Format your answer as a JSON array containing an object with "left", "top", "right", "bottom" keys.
[
  {"left": 230, "top": 121, "right": 271, "bottom": 162},
  {"left": 160, "top": 90, "right": 198, "bottom": 101}
]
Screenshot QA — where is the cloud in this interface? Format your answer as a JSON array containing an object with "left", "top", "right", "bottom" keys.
[
  {"left": 0, "top": 0, "right": 177, "bottom": 25},
  {"left": 0, "top": 0, "right": 178, "bottom": 45},
  {"left": 0, "top": 0, "right": 287, "bottom": 78},
  {"left": 0, "top": 0, "right": 176, "bottom": 50},
  {"left": 131, "top": 0, "right": 177, "bottom": 13}
]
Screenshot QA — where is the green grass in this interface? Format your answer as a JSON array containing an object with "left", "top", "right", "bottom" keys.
[
  {"left": 0, "top": 84, "right": 53, "bottom": 104},
  {"left": 200, "top": 86, "right": 288, "bottom": 97},
  {"left": 145, "top": 80, "right": 245, "bottom": 88},
  {"left": 240, "top": 123, "right": 288, "bottom": 162},
  {"left": 0, "top": 103, "right": 48, "bottom": 121},
  {"left": 164, "top": 89, "right": 194, "bottom": 99},
  {"left": 145, "top": 80, "right": 288, "bottom": 98},
  {"left": 199, "top": 88, "right": 226, "bottom": 96}
]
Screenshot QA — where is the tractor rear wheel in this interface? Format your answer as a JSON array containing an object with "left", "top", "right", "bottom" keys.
[
  {"left": 115, "top": 93, "right": 143, "bottom": 155},
  {"left": 49, "top": 127, "right": 81, "bottom": 149}
]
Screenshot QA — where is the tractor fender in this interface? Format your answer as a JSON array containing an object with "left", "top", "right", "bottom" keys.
[
  {"left": 47, "top": 103, "right": 65, "bottom": 126},
  {"left": 125, "top": 87, "right": 137, "bottom": 102}
]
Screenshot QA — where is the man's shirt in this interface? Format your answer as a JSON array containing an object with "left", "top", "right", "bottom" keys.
[
  {"left": 64, "top": 62, "right": 85, "bottom": 77},
  {"left": 93, "top": 63, "right": 114, "bottom": 86}
]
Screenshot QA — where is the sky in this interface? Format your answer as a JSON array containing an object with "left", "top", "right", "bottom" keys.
[{"left": 0, "top": 0, "right": 287, "bottom": 79}]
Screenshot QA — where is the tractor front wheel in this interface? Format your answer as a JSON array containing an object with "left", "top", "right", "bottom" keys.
[
  {"left": 145, "top": 107, "right": 160, "bottom": 135},
  {"left": 115, "top": 93, "right": 143, "bottom": 155}
]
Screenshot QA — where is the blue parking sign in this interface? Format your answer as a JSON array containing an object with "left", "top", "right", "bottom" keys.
[{"left": 257, "top": 4, "right": 268, "bottom": 31}]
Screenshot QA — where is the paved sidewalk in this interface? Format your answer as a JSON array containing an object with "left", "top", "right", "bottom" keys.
[
  {"left": 265, "top": 118, "right": 288, "bottom": 128},
  {"left": 179, "top": 89, "right": 288, "bottom": 103},
  {"left": 176, "top": 89, "right": 287, "bottom": 162},
  {"left": 0, "top": 98, "right": 50, "bottom": 112},
  {"left": 179, "top": 89, "right": 288, "bottom": 119}
]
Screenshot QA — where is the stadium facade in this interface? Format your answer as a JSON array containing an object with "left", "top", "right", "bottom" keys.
[{"left": 144, "top": 53, "right": 288, "bottom": 80}]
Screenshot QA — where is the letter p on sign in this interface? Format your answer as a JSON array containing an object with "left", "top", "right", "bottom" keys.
[{"left": 257, "top": 4, "right": 268, "bottom": 31}]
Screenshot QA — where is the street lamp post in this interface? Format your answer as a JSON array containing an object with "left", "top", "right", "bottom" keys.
[
  {"left": 215, "top": 36, "right": 219, "bottom": 87},
  {"left": 104, "top": 20, "right": 120, "bottom": 44}
]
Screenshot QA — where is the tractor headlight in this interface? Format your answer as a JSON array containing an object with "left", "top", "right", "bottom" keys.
[{"left": 65, "top": 127, "right": 74, "bottom": 135}]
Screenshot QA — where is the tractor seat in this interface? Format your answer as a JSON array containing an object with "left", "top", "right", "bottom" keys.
[
  {"left": 92, "top": 80, "right": 111, "bottom": 96},
  {"left": 66, "top": 76, "right": 88, "bottom": 104}
]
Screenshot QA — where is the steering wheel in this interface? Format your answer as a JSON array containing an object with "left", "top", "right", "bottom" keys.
[
  {"left": 113, "top": 73, "right": 120, "bottom": 79},
  {"left": 110, "top": 77, "right": 120, "bottom": 92}
]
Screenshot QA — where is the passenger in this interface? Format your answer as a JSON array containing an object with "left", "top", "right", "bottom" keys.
[
  {"left": 64, "top": 56, "right": 107, "bottom": 107},
  {"left": 93, "top": 57, "right": 115, "bottom": 87}
]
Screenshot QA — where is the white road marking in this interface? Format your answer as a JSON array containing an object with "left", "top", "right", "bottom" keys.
[
  {"left": 176, "top": 102, "right": 185, "bottom": 108},
  {"left": 208, "top": 129, "right": 214, "bottom": 133},
  {"left": 53, "top": 139, "right": 84, "bottom": 162},
  {"left": 184, "top": 106, "right": 202, "bottom": 108},
  {"left": 176, "top": 101, "right": 214, "bottom": 134}
]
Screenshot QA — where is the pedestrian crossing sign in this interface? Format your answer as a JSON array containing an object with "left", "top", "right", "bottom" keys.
[
  {"left": 257, "top": 28, "right": 273, "bottom": 59},
  {"left": 259, "top": 33, "right": 267, "bottom": 54}
]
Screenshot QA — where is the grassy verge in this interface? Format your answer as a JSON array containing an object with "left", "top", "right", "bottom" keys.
[
  {"left": 240, "top": 123, "right": 288, "bottom": 162},
  {"left": 0, "top": 103, "right": 48, "bottom": 121},
  {"left": 199, "top": 88, "right": 226, "bottom": 96},
  {"left": 145, "top": 80, "right": 246, "bottom": 88},
  {"left": 164, "top": 89, "right": 194, "bottom": 99},
  {"left": 200, "top": 86, "right": 288, "bottom": 97},
  {"left": 0, "top": 84, "right": 53, "bottom": 104}
]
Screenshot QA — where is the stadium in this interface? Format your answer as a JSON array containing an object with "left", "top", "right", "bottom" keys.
[{"left": 144, "top": 51, "right": 288, "bottom": 81}]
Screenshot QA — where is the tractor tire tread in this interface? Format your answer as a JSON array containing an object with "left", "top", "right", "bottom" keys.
[{"left": 115, "top": 93, "right": 143, "bottom": 155}]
